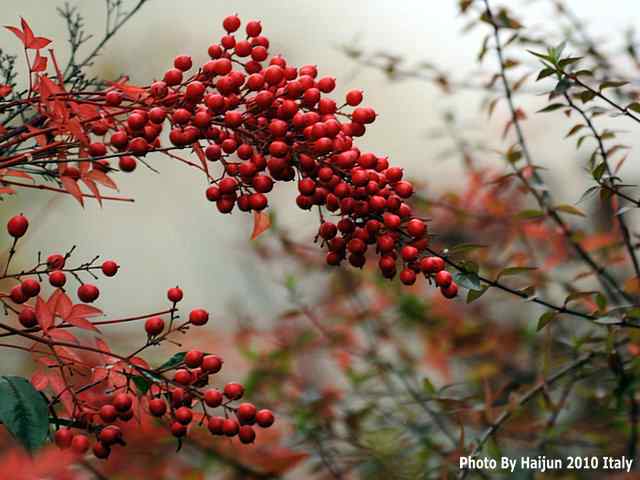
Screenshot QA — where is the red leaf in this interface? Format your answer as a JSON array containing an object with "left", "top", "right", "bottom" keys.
[
  {"left": 251, "top": 211, "right": 271, "bottom": 240},
  {"left": 60, "top": 176, "right": 84, "bottom": 206},
  {"left": 66, "top": 118, "right": 88, "bottom": 146},
  {"left": 28, "top": 37, "right": 51, "bottom": 50},
  {"left": 31, "top": 51, "right": 47, "bottom": 72},
  {"left": 4, "top": 26, "right": 25, "bottom": 44},
  {"left": 192, "top": 142, "right": 209, "bottom": 177},
  {"left": 64, "top": 314, "right": 100, "bottom": 332},
  {"left": 35, "top": 296, "right": 53, "bottom": 332},
  {"left": 0, "top": 84, "right": 12, "bottom": 97},
  {"left": 48, "top": 329, "right": 78, "bottom": 343},
  {"left": 20, "top": 18, "right": 34, "bottom": 46},
  {"left": 69, "top": 304, "right": 103, "bottom": 318},
  {"left": 51, "top": 290, "right": 72, "bottom": 319},
  {"left": 30, "top": 371, "right": 48, "bottom": 391},
  {"left": 81, "top": 178, "right": 102, "bottom": 206},
  {"left": 48, "top": 372, "right": 73, "bottom": 415},
  {"left": 87, "top": 170, "right": 118, "bottom": 190}
]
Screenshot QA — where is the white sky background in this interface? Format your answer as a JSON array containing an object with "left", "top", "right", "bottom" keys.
[{"left": 0, "top": 1, "right": 639, "bottom": 356}]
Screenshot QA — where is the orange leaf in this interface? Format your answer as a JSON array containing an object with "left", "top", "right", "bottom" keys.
[
  {"left": 35, "top": 296, "right": 53, "bottom": 332},
  {"left": 251, "top": 211, "right": 271, "bottom": 240},
  {"left": 87, "top": 169, "right": 118, "bottom": 190},
  {"left": 60, "top": 176, "right": 84, "bottom": 206}
]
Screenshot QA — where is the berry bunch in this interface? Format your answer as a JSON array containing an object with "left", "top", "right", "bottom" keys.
[
  {"left": 2, "top": 215, "right": 274, "bottom": 459},
  {"left": 1, "top": 14, "right": 457, "bottom": 298}
]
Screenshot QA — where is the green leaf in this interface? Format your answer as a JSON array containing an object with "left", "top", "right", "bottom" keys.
[
  {"left": 536, "top": 67, "right": 555, "bottom": 81},
  {"left": 423, "top": 378, "right": 436, "bottom": 395},
  {"left": 130, "top": 375, "right": 152, "bottom": 395},
  {"left": 537, "top": 311, "right": 557, "bottom": 331},
  {"left": 565, "top": 124, "right": 585, "bottom": 138},
  {"left": 564, "top": 291, "right": 597, "bottom": 305},
  {"left": 600, "top": 80, "right": 629, "bottom": 91},
  {"left": 627, "top": 102, "right": 640, "bottom": 113},
  {"left": 592, "top": 162, "right": 607, "bottom": 181},
  {"left": 0, "top": 376, "right": 49, "bottom": 452},
  {"left": 558, "top": 56, "right": 583, "bottom": 68},
  {"left": 453, "top": 271, "right": 482, "bottom": 291},
  {"left": 467, "top": 287, "right": 488, "bottom": 304},
  {"left": 537, "top": 103, "right": 565, "bottom": 113},
  {"left": 516, "top": 209, "right": 545, "bottom": 219},
  {"left": 498, "top": 266, "right": 537, "bottom": 279},
  {"left": 554, "top": 204, "right": 586, "bottom": 217},
  {"left": 158, "top": 352, "right": 187, "bottom": 371}
]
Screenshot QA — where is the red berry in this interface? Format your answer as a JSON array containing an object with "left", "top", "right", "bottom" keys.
[
  {"left": 167, "top": 287, "right": 183, "bottom": 303},
  {"left": 20, "top": 278, "right": 40, "bottom": 297},
  {"left": 119, "top": 156, "right": 137, "bottom": 172},
  {"left": 174, "top": 55, "right": 193, "bottom": 71},
  {"left": 434, "top": 270, "right": 453, "bottom": 288},
  {"left": 112, "top": 393, "right": 132, "bottom": 412},
  {"left": 441, "top": 282, "right": 459, "bottom": 298},
  {"left": 77, "top": 284, "right": 100, "bottom": 303},
  {"left": 238, "top": 425, "right": 256, "bottom": 444},
  {"left": 47, "top": 254, "right": 65, "bottom": 270},
  {"left": 101, "top": 260, "right": 119, "bottom": 277},
  {"left": 207, "top": 416, "right": 225, "bottom": 435},
  {"left": 171, "top": 421, "right": 187, "bottom": 437},
  {"left": 105, "top": 91, "right": 122, "bottom": 106},
  {"left": 54, "top": 428, "right": 74, "bottom": 449},
  {"left": 204, "top": 389, "right": 223, "bottom": 407},
  {"left": 9, "top": 285, "right": 27, "bottom": 304},
  {"left": 222, "top": 418, "right": 239, "bottom": 436},
  {"left": 236, "top": 402, "right": 257, "bottom": 423},
  {"left": 145, "top": 316, "right": 164, "bottom": 336},
  {"left": 88, "top": 142, "right": 107, "bottom": 157},
  {"left": 70, "top": 434, "right": 90, "bottom": 454},
  {"left": 163, "top": 68, "right": 183, "bottom": 86},
  {"left": 400, "top": 268, "right": 417, "bottom": 285},
  {"left": 175, "top": 406, "right": 193, "bottom": 425},
  {"left": 202, "top": 354, "right": 223, "bottom": 373},
  {"left": 98, "top": 425, "right": 121, "bottom": 446},
  {"left": 189, "top": 308, "right": 209, "bottom": 326},
  {"left": 92, "top": 442, "right": 111, "bottom": 459},
  {"left": 420, "top": 256, "right": 445, "bottom": 274},
  {"left": 148, "top": 398, "right": 167, "bottom": 417},
  {"left": 223, "top": 14, "right": 241, "bottom": 33},
  {"left": 18, "top": 307, "right": 37, "bottom": 328},
  {"left": 224, "top": 382, "right": 244, "bottom": 400},
  {"left": 7, "top": 214, "right": 28, "bottom": 238},
  {"left": 406, "top": 219, "right": 427, "bottom": 238},
  {"left": 345, "top": 90, "right": 363, "bottom": 106},
  {"left": 49, "top": 270, "right": 66, "bottom": 288},
  {"left": 174, "top": 369, "right": 192, "bottom": 385},
  {"left": 99, "top": 404, "right": 118, "bottom": 423},
  {"left": 246, "top": 20, "right": 262, "bottom": 37},
  {"left": 255, "top": 409, "right": 274, "bottom": 428},
  {"left": 184, "top": 350, "right": 204, "bottom": 368},
  {"left": 401, "top": 245, "right": 419, "bottom": 262}
]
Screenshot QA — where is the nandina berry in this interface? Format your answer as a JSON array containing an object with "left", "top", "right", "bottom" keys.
[
  {"left": 189, "top": 308, "right": 209, "bottom": 326},
  {"left": 224, "top": 382, "right": 244, "bottom": 400},
  {"left": 77, "top": 284, "right": 99, "bottom": 303},
  {"left": 207, "top": 416, "right": 224, "bottom": 435},
  {"left": 9, "top": 285, "right": 27, "bottom": 304},
  {"left": 18, "top": 307, "right": 37, "bottom": 328},
  {"left": 223, "top": 14, "right": 241, "bottom": 33},
  {"left": 175, "top": 406, "right": 193, "bottom": 425},
  {"left": 238, "top": 425, "right": 256, "bottom": 444},
  {"left": 202, "top": 354, "right": 223, "bottom": 373},
  {"left": 245, "top": 20, "right": 262, "bottom": 37},
  {"left": 110, "top": 130, "right": 128, "bottom": 148},
  {"left": 174, "top": 369, "right": 193, "bottom": 385},
  {"left": 406, "top": 219, "right": 427, "bottom": 238},
  {"left": 88, "top": 142, "right": 107, "bottom": 157},
  {"left": 54, "top": 428, "right": 74, "bottom": 449},
  {"left": 145, "top": 398, "right": 165, "bottom": 418},
  {"left": 143, "top": 316, "right": 164, "bottom": 336},
  {"left": 249, "top": 193, "right": 268, "bottom": 210},
  {"left": 99, "top": 404, "right": 119, "bottom": 423},
  {"left": 441, "top": 282, "right": 459, "bottom": 298},
  {"left": 163, "top": 68, "right": 183, "bottom": 86},
  {"left": 236, "top": 402, "right": 257, "bottom": 423},
  {"left": 92, "top": 442, "right": 111, "bottom": 459},
  {"left": 400, "top": 268, "right": 417, "bottom": 285},
  {"left": 105, "top": 90, "right": 122, "bottom": 106},
  {"left": 184, "top": 350, "right": 204, "bottom": 368},
  {"left": 99, "top": 425, "right": 121, "bottom": 446},
  {"left": 383, "top": 213, "right": 401, "bottom": 230},
  {"left": 255, "top": 409, "right": 275, "bottom": 428},
  {"left": 112, "top": 393, "right": 133, "bottom": 412},
  {"left": 48, "top": 270, "right": 66, "bottom": 287},
  {"left": 119, "top": 156, "right": 137, "bottom": 172},
  {"left": 20, "top": 278, "right": 40, "bottom": 297},
  {"left": 167, "top": 287, "right": 183, "bottom": 303},
  {"left": 119, "top": 409, "right": 134, "bottom": 421},
  {"left": 47, "top": 254, "right": 65, "bottom": 270},
  {"left": 394, "top": 180, "right": 414, "bottom": 198},
  {"left": 7, "top": 214, "right": 28, "bottom": 238},
  {"left": 420, "top": 256, "right": 445, "bottom": 274},
  {"left": 222, "top": 418, "right": 239, "bottom": 436},
  {"left": 174, "top": 54, "right": 192, "bottom": 71},
  {"left": 129, "top": 137, "right": 148, "bottom": 155},
  {"left": 204, "top": 388, "right": 223, "bottom": 407},
  {"left": 434, "top": 270, "right": 453, "bottom": 288},
  {"left": 346, "top": 89, "right": 363, "bottom": 106},
  {"left": 71, "top": 434, "right": 90, "bottom": 454},
  {"left": 101, "top": 260, "right": 119, "bottom": 277},
  {"left": 252, "top": 175, "right": 273, "bottom": 193},
  {"left": 171, "top": 421, "right": 187, "bottom": 437},
  {"left": 401, "top": 245, "right": 419, "bottom": 262}
]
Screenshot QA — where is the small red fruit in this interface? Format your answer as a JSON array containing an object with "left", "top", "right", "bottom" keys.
[
  {"left": 238, "top": 425, "right": 256, "bottom": 444},
  {"left": 54, "top": 428, "right": 74, "bottom": 449},
  {"left": 7, "top": 214, "right": 28, "bottom": 238},
  {"left": 174, "top": 369, "right": 192, "bottom": 385},
  {"left": 202, "top": 355, "right": 223, "bottom": 373},
  {"left": 112, "top": 393, "right": 133, "bottom": 412},
  {"left": 441, "top": 282, "right": 459, "bottom": 299},
  {"left": 184, "top": 350, "right": 204, "bottom": 368},
  {"left": 236, "top": 402, "right": 257, "bottom": 423},
  {"left": 204, "top": 389, "right": 223, "bottom": 407},
  {"left": 92, "top": 442, "right": 111, "bottom": 459},
  {"left": 101, "top": 260, "right": 119, "bottom": 277},
  {"left": 171, "top": 421, "right": 187, "bottom": 437},
  {"left": 207, "top": 416, "right": 224, "bottom": 435},
  {"left": 255, "top": 409, "right": 275, "bottom": 428},
  {"left": 189, "top": 308, "right": 209, "bottom": 326},
  {"left": 77, "top": 284, "right": 99, "bottom": 303},
  {"left": 148, "top": 398, "right": 167, "bottom": 417},
  {"left": 222, "top": 418, "right": 239, "bottom": 436},
  {"left": 175, "top": 406, "right": 193, "bottom": 425},
  {"left": 434, "top": 270, "right": 453, "bottom": 288},
  {"left": 49, "top": 270, "right": 66, "bottom": 287},
  {"left": 98, "top": 425, "right": 121, "bottom": 446},
  {"left": 167, "top": 287, "right": 183, "bottom": 303},
  {"left": 145, "top": 316, "right": 164, "bottom": 336},
  {"left": 20, "top": 278, "right": 40, "bottom": 297},
  {"left": 99, "top": 404, "right": 119, "bottom": 423},
  {"left": 224, "top": 382, "right": 244, "bottom": 400},
  {"left": 70, "top": 434, "right": 90, "bottom": 454},
  {"left": 18, "top": 307, "right": 37, "bottom": 328}
]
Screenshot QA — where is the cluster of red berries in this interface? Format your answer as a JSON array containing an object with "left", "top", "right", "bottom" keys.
[
  {"left": 4, "top": 214, "right": 274, "bottom": 459},
  {"left": 6, "top": 214, "right": 119, "bottom": 317},
  {"left": 72, "top": 15, "right": 457, "bottom": 298}
]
